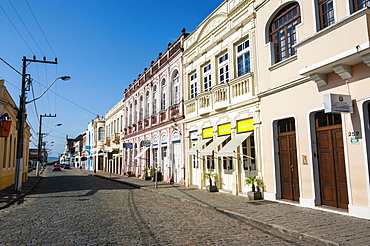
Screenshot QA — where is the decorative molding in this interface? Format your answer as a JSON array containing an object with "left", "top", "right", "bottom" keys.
[
  {"left": 258, "top": 76, "right": 310, "bottom": 97},
  {"left": 310, "top": 73, "right": 327, "bottom": 87},
  {"left": 362, "top": 53, "right": 370, "bottom": 67},
  {"left": 332, "top": 64, "right": 352, "bottom": 80}
]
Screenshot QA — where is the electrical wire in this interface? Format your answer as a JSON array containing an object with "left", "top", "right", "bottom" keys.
[
  {"left": 0, "top": 4, "right": 34, "bottom": 54},
  {"left": 8, "top": 0, "right": 44, "bottom": 56},
  {"left": 25, "top": 0, "right": 57, "bottom": 57}
]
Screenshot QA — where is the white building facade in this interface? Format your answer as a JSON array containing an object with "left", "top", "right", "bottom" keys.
[{"left": 184, "top": 0, "right": 260, "bottom": 195}]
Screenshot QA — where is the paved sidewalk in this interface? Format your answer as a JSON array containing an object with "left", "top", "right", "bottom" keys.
[
  {"left": 86, "top": 170, "right": 370, "bottom": 246},
  {"left": 0, "top": 169, "right": 42, "bottom": 209}
]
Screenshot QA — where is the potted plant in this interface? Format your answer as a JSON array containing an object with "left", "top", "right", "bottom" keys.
[
  {"left": 126, "top": 171, "right": 133, "bottom": 177},
  {"left": 142, "top": 168, "right": 151, "bottom": 180},
  {"left": 203, "top": 169, "right": 218, "bottom": 192},
  {"left": 245, "top": 175, "right": 264, "bottom": 200}
]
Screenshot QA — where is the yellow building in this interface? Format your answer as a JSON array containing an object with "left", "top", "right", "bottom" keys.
[
  {"left": 255, "top": 0, "right": 370, "bottom": 219},
  {"left": 184, "top": 0, "right": 260, "bottom": 195},
  {"left": 0, "top": 79, "right": 31, "bottom": 190}
]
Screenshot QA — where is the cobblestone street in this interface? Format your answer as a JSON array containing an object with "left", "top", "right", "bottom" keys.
[{"left": 0, "top": 167, "right": 312, "bottom": 245}]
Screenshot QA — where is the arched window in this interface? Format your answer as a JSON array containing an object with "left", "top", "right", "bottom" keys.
[
  {"left": 269, "top": 3, "right": 301, "bottom": 64},
  {"left": 161, "top": 79, "right": 166, "bottom": 111},
  {"left": 145, "top": 91, "right": 150, "bottom": 118},
  {"left": 129, "top": 103, "right": 133, "bottom": 125},
  {"left": 171, "top": 70, "right": 180, "bottom": 105},
  {"left": 98, "top": 127, "right": 105, "bottom": 141},
  {"left": 139, "top": 95, "right": 143, "bottom": 121},
  {"left": 134, "top": 100, "right": 137, "bottom": 124},
  {"left": 2, "top": 137, "right": 7, "bottom": 168},
  {"left": 125, "top": 107, "right": 129, "bottom": 127},
  {"left": 153, "top": 85, "right": 157, "bottom": 114}
]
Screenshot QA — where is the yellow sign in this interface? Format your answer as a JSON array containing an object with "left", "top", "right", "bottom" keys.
[
  {"left": 218, "top": 123, "right": 231, "bottom": 136},
  {"left": 237, "top": 118, "right": 254, "bottom": 133},
  {"left": 202, "top": 127, "right": 214, "bottom": 139}
]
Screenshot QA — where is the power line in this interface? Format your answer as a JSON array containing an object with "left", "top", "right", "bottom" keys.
[
  {"left": 25, "top": 0, "right": 57, "bottom": 57},
  {"left": 0, "top": 4, "right": 34, "bottom": 54},
  {"left": 0, "top": 58, "right": 22, "bottom": 76},
  {"left": 8, "top": 0, "right": 44, "bottom": 56}
]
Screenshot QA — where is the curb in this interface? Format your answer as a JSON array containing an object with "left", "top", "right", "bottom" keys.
[
  {"left": 94, "top": 174, "right": 141, "bottom": 189},
  {"left": 94, "top": 174, "right": 338, "bottom": 246},
  {"left": 0, "top": 176, "right": 42, "bottom": 210}
]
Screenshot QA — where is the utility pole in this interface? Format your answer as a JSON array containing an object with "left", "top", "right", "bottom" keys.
[
  {"left": 36, "top": 114, "right": 56, "bottom": 176},
  {"left": 14, "top": 56, "right": 58, "bottom": 192}
]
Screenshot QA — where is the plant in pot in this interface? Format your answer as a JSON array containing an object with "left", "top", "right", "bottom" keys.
[
  {"left": 142, "top": 168, "right": 151, "bottom": 180},
  {"left": 203, "top": 169, "right": 218, "bottom": 192},
  {"left": 126, "top": 171, "right": 133, "bottom": 177},
  {"left": 244, "top": 175, "right": 264, "bottom": 200}
]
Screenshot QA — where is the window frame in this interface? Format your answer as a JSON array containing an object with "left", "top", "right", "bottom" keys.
[
  {"left": 190, "top": 72, "right": 198, "bottom": 99},
  {"left": 269, "top": 3, "right": 301, "bottom": 64},
  {"left": 218, "top": 52, "right": 229, "bottom": 84},
  {"left": 172, "top": 70, "right": 180, "bottom": 105},
  {"left": 161, "top": 79, "right": 166, "bottom": 111},
  {"left": 353, "top": 0, "right": 370, "bottom": 12},
  {"left": 236, "top": 39, "right": 251, "bottom": 77},
  {"left": 152, "top": 85, "right": 157, "bottom": 115},
  {"left": 203, "top": 63, "right": 212, "bottom": 92},
  {"left": 318, "top": 0, "right": 335, "bottom": 30}
]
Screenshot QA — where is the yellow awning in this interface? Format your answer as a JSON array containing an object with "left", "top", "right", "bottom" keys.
[
  {"left": 200, "top": 135, "right": 230, "bottom": 156},
  {"left": 218, "top": 132, "right": 253, "bottom": 157},
  {"left": 187, "top": 138, "right": 212, "bottom": 155}
]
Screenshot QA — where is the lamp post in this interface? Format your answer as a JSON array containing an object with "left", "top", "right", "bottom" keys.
[
  {"left": 14, "top": 55, "right": 70, "bottom": 192},
  {"left": 36, "top": 116, "right": 62, "bottom": 176}
]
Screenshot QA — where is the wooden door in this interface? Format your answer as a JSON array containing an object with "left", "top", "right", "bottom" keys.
[
  {"left": 316, "top": 112, "right": 348, "bottom": 209},
  {"left": 278, "top": 118, "right": 300, "bottom": 201},
  {"left": 98, "top": 155, "right": 103, "bottom": 170}
]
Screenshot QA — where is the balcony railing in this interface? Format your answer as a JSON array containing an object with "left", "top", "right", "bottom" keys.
[
  {"left": 170, "top": 105, "right": 180, "bottom": 117},
  {"left": 151, "top": 115, "right": 157, "bottom": 125},
  {"left": 159, "top": 111, "right": 167, "bottom": 122}
]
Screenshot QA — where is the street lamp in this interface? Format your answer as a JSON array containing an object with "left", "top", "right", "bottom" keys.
[
  {"left": 36, "top": 122, "right": 62, "bottom": 176},
  {"left": 26, "top": 76, "right": 71, "bottom": 104},
  {"left": 15, "top": 58, "right": 71, "bottom": 191}
]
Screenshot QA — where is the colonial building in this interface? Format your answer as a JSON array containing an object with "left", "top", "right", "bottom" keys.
[
  {"left": 92, "top": 115, "right": 106, "bottom": 171},
  {"left": 183, "top": 0, "right": 259, "bottom": 194},
  {"left": 104, "top": 100, "right": 124, "bottom": 174},
  {"left": 120, "top": 30, "right": 187, "bottom": 184},
  {"left": 255, "top": 0, "right": 370, "bottom": 219},
  {"left": 83, "top": 120, "right": 94, "bottom": 171},
  {"left": 0, "top": 79, "right": 31, "bottom": 190}
]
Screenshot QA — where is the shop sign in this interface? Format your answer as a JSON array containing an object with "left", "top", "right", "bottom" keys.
[
  {"left": 202, "top": 127, "right": 214, "bottom": 139},
  {"left": 218, "top": 123, "right": 231, "bottom": 136},
  {"left": 141, "top": 140, "right": 151, "bottom": 147},
  {"left": 324, "top": 93, "right": 353, "bottom": 113},
  {"left": 122, "top": 143, "right": 133, "bottom": 148},
  {"left": 190, "top": 131, "right": 198, "bottom": 140},
  {"left": 237, "top": 118, "right": 254, "bottom": 133}
]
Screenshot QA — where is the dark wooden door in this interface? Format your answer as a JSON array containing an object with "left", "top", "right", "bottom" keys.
[
  {"left": 278, "top": 118, "right": 300, "bottom": 201},
  {"left": 98, "top": 155, "right": 103, "bottom": 170},
  {"left": 316, "top": 112, "right": 348, "bottom": 209}
]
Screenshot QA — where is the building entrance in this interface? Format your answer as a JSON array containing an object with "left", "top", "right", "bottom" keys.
[
  {"left": 315, "top": 112, "right": 348, "bottom": 209},
  {"left": 278, "top": 118, "right": 300, "bottom": 201}
]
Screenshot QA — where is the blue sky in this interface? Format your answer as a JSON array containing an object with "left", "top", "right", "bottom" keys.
[{"left": 0, "top": 0, "right": 224, "bottom": 157}]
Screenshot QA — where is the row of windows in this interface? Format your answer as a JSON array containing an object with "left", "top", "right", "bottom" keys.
[
  {"left": 189, "top": 39, "right": 251, "bottom": 99},
  {"left": 104, "top": 71, "right": 181, "bottom": 136},
  {"left": 269, "top": 1, "right": 368, "bottom": 65}
]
